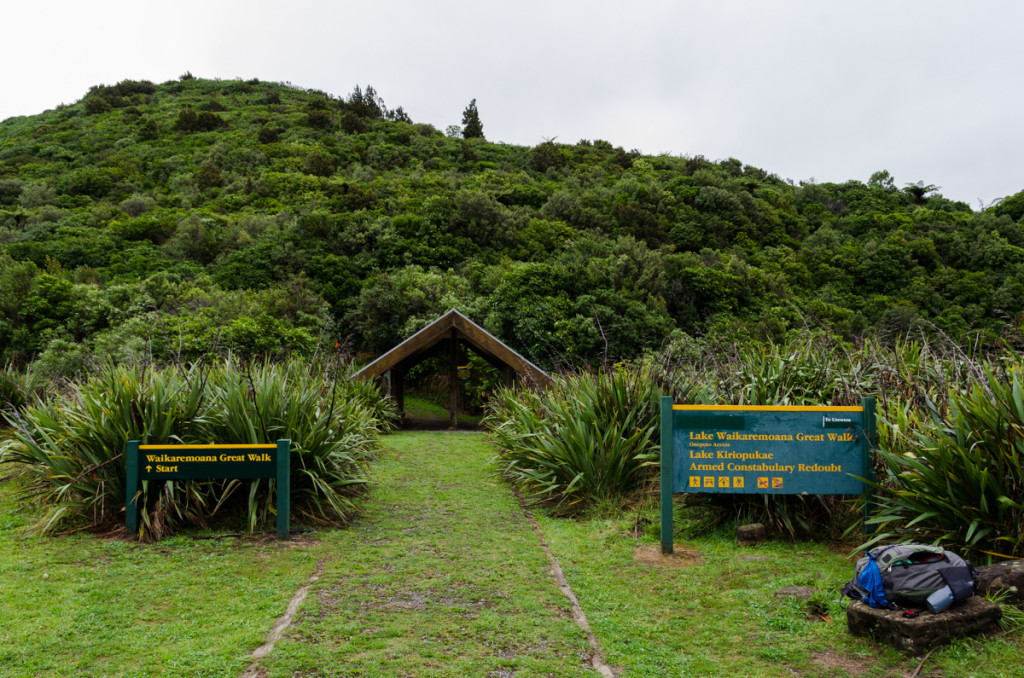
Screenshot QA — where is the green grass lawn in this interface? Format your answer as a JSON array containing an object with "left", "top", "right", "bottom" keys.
[
  {"left": 261, "top": 431, "right": 593, "bottom": 676},
  {"left": 1, "top": 432, "right": 1021, "bottom": 677},
  {"left": 402, "top": 394, "right": 483, "bottom": 426},
  {"left": 0, "top": 476, "right": 325, "bottom": 676},
  {"left": 0, "top": 433, "right": 591, "bottom": 677},
  {"left": 538, "top": 515, "right": 1023, "bottom": 677}
]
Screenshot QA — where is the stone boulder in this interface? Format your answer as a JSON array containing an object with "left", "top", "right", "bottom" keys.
[
  {"left": 846, "top": 597, "right": 1001, "bottom": 653},
  {"left": 736, "top": 523, "right": 767, "bottom": 545},
  {"left": 776, "top": 586, "right": 816, "bottom": 602},
  {"left": 976, "top": 560, "right": 1024, "bottom": 605}
]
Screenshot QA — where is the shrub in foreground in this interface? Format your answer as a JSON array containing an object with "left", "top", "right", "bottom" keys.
[
  {"left": 1, "top": 360, "right": 394, "bottom": 539},
  {"left": 869, "top": 360, "right": 1024, "bottom": 562},
  {"left": 486, "top": 367, "right": 660, "bottom": 513},
  {"left": 671, "top": 339, "right": 865, "bottom": 539}
]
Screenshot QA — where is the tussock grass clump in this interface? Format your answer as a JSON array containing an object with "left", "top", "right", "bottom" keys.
[
  {"left": 3, "top": 365, "right": 208, "bottom": 535},
  {"left": 676, "top": 339, "right": 868, "bottom": 539},
  {"left": 335, "top": 359, "right": 402, "bottom": 432},
  {"left": 0, "top": 362, "right": 44, "bottom": 413},
  {"left": 727, "top": 339, "right": 866, "bottom": 406},
  {"left": 652, "top": 334, "right": 1001, "bottom": 540},
  {"left": 870, "top": 359, "right": 1024, "bottom": 561},
  {"left": 486, "top": 367, "right": 660, "bottom": 513},
  {"left": 0, "top": 359, "right": 396, "bottom": 539}
]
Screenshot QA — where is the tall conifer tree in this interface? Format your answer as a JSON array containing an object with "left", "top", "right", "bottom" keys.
[{"left": 462, "top": 99, "right": 484, "bottom": 139}]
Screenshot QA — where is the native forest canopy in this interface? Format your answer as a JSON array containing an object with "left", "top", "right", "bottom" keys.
[{"left": 2, "top": 75, "right": 1024, "bottom": 377}]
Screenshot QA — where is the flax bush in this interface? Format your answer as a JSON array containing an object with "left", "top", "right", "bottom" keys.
[
  {"left": 686, "top": 339, "right": 867, "bottom": 539},
  {"left": 651, "top": 334, "right": 992, "bottom": 539},
  {"left": 0, "top": 362, "right": 40, "bottom": 412},
  {"left": 0, "top": 359, "right": 395, "bottom": 539},
  {"left": 486, "top": 367, "right": 660, "bottom": 513},
  {"left": 2, "top": 365, "right": 209, "bottom": 535},
  {"left": 201, "top": 360, "right": 393, "bottom": 530},
  {"left": 868, "top": 360, "right": 1024, "bottom": 561}
]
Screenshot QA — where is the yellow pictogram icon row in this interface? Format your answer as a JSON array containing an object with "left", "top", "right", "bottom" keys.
[{"left": 689, "top": 476, "right": 784, "bottom": 489}]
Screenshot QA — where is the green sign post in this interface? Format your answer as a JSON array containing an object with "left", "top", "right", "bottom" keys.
[
  {"left": 660, "top": 398, "right": 875, "bottom": 553},
  {"left": 125, "top": 440, "right": 291, "bottom": 540}
]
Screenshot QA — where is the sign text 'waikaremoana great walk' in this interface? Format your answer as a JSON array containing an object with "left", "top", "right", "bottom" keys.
[
  {"left": 659, "top": 397, "right": 876, "bottom": 553},
  {"left": 125, "top": 440, "right": 291, "bottom": 539}
]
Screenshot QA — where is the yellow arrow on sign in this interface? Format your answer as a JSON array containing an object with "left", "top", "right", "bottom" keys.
[{"left": 146, "top": 465, "right": 152, "bottom": 473}]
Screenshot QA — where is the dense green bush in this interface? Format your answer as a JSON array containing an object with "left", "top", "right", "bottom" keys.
[
  {"left": 175, "top": 106, "right": 199, "bottom": 131},
  {"left": 2, "top": 75, "right": 1022, "bottom": 375},
  {"left": 307, "top": 109, "right": 333, "bottom": 129},
  {"left": 531, "top": 141, "right": 565, "bottom": 172},
  {"left": 257, "top": 126, "right": 281, "bottom": 143},
  {"left": 195, "top": 162, "right": 223, "bottom": 189},
  {"left": 0, "top": 359, "right": 396, "bottom": 539},
  {"left": 303, "top": 150, "right": 335, "bottom": 177}
]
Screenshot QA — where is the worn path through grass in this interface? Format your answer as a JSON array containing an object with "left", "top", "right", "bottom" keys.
[
  {"left": 11, "top": 430, "right": 1016, "bottom": 676},
  {"left": 261, "top": 431, "right": 595, "bottom": 677}
]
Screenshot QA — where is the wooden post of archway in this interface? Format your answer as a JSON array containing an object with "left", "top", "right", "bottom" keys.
[
  {"left": 448, "top": 328, "right": 459, "bottom": 428},
  {"left": 392, "top": 366, "right": 405, "bottom": 416}
]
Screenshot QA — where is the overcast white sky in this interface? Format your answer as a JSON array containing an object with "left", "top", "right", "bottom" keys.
[{"left": 3, "top": 1, "right": 1022, "bottom": 208}]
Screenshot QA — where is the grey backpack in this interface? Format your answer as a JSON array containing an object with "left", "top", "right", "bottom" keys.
[{"left": 846, "top": 543, "right": 978, "bottom": 609}]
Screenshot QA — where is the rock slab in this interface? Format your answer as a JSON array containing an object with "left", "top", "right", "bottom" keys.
[
  {"left": 736, "top": 523, "right": 767, "bottom": 545},
  {"left": 776, "top": 586, "right": 816, "bottom": 602},
  {"left": 846, "top": 597, "right": 1002, "bottom": 653},
  {"left": 976, "top": 560, "right": 1024, "bottom": 605}
]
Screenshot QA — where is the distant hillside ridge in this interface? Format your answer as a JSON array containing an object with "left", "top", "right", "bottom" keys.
[{"left": 1, "top": 75, "right": 1022, "bottom": 374}]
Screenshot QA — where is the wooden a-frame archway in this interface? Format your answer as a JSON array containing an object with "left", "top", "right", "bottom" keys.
[{"left": 352, "top": 309, "right": 552, "bottom": 428}]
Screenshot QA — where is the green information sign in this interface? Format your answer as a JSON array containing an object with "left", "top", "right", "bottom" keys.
[
  {"left": 125, "top": 440, "right": 291, "bottom": 539},
  {"left": 659, "top": 397, "right": 876, "bottom": 553}
]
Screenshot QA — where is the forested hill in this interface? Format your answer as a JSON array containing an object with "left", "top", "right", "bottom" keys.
[{"left": 1, "top": 76, "right": 1023, "bottom": 375}]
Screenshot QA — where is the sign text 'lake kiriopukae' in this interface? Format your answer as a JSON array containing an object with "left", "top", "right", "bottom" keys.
[{"left": 659, "top": 397, "right": 876, "bottom": 553}]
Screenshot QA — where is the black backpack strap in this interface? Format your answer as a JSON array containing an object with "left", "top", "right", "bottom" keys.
[
  {"left": 940, "top": 567, "right": 976, "bottom": 602},
  {"left": 841, "top": 581, "right": 867, "bottom": 600},
  {"left": 839, "top": 582, "right": 865, "bottom": 610}
]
